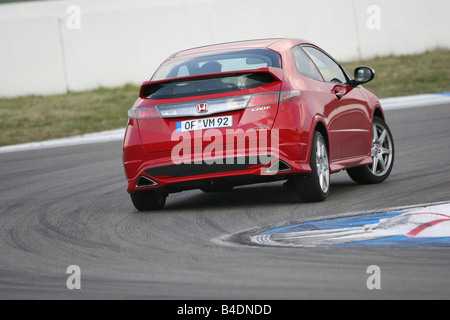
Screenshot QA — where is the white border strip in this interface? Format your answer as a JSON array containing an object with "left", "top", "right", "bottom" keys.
[
  {"left": 1, "top": 93, "right": 449, "bottom": 154},
  {"left": 381, "top": 93, "right": 450, "bottom": 110},
  {"left": 0, "top": 128, "right": 125, "bottom": 154}
]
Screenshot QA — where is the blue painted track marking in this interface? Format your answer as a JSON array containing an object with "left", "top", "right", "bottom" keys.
[
  {"left": 256, "top": 211, "right": 404, "bottom": 236},
  {"left": 251, "top": 203, "right": 450, "bottom": 247},
  {"left": 333, "top": 235, "right": 450, "bottom": 247}
]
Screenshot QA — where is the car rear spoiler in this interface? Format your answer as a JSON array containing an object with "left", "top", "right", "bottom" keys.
[{"left": 139, "top": 67, "right": 283, "bottom": 99}]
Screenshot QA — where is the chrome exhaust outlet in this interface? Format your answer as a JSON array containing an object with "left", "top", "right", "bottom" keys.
[
  {"left": 135, "top": 176, "right": 158, "bottom": 188},
  {"left": 263, "top": 160, "right": 292, "bottom": 174}
]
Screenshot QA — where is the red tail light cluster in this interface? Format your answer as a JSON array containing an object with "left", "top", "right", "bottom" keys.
[
  {"left": 128, "top": 106, "right": 160, "bottom": 119},
  {"left": 248, "top": 92, "right": 279, "bottom": 107}
]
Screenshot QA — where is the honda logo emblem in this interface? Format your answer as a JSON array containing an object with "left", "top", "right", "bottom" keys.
[{"left": 196, "top": 103, "right": 208, "bottom": 113}]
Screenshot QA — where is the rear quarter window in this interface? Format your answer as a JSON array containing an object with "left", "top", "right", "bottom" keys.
[{"left": 291, "top": 46, "right": 323, "bottom": 81}]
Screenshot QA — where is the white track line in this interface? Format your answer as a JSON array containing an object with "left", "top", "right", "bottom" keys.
[
  {"left": 381, "top": 93, "right": 450, "bottom": 110},
  {"left": 0, "top": 128, "right": 125, "bottom": 154}
]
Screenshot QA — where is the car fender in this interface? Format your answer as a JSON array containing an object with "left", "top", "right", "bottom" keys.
[
  {"left": 358, "top": 87, "right": 385, "bottom": 122},
  {"left": 305, "top": 114, "right": 329, "bottom": 163},
  {"left": 373, "top": 102, "right": 386, "bottom": 122}
]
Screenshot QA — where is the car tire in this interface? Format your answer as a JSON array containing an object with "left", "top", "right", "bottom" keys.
[
  {"left": 130, "top": 190, "right": 167, "bottom": 211},
  {"left": 347, "top": 117, "right": 394, "bottom": 184},
  {"left": 294, "top": 131, "right": 330, "bottom": 202}
]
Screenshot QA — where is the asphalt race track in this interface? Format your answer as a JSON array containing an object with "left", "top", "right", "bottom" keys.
[{"left": 1, "top": 103, "right": 449, "bottom": 300}]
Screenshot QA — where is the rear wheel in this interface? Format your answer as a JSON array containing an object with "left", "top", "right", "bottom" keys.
[
  {"left": 294, "top": 131, "right": 330, "bottom": 202},
  {"left": 130, "top": 190, "right": 167, "bottom": 211},
  {"left": 347, "top": 117, "right": 394, "bottom": 184}
]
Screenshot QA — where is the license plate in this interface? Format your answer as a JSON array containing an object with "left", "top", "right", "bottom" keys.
[{"left": 176, "top": 116, "right": 233, "bottom": 132}]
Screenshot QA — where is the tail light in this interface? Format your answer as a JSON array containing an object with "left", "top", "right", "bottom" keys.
[
  {"left": 280, "top": 90, "right": 301, "bottom": 101},
  {"left": 128, "top": 106, "right": 160, "bottom": 119},
  {"left": 248, "top": 92, "right": 279, "bottom": 107}
]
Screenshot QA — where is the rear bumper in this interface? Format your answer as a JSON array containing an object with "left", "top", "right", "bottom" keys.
[{"left": 123, "top": 138, "right": 311, "bottom": 194}]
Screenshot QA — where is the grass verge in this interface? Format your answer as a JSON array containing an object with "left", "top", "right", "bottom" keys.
[
  {"left": 342, "top": 49, "right": 450, "bottom": 98},
  {"left": 1, "top": 49, "right": 449, "bottom": 147}
]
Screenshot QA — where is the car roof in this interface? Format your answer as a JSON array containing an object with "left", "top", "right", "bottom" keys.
[{"left": 173, "top": 38, "right": 309, "bottom": 57}]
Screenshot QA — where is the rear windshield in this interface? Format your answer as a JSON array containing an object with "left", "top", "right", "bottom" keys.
[
  {"left": 152, "top": 48, "right": 282, "bottom": 81},
  {"left": 143, "top": 73, "right": 277, "bottom": 99}
]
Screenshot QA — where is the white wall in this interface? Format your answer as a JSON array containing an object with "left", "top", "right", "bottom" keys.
[{"left": 0, "top": 0, "right": 449, "bottom": 98}]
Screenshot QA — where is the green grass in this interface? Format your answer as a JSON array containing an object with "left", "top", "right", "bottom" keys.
[
  {"left": 1, "top": 50, "right": 449, "bottom": 147},
  {"left": 342, "top": 49, "right": 450, "bottom": 98},
  {"left": 0, "top": 85, "right": 138, "bottom": 146},
  {"left": 0, "top": 0, "right": 44, "bottom": 3}
]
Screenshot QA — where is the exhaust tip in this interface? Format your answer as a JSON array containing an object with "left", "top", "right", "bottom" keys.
[
  {"left": 263, "top": 160, "right": 292, "bottom": 174},
  {"left": 136, "top": 176, "right": 158, "bottom": 188}
]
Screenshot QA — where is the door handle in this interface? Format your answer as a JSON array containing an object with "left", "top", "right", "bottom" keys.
[{"left": 335, "top": 92, "right": 344, "bottom": 100}]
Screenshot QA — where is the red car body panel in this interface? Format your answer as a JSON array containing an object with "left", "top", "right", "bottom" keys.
[{"left": 123, "top": 38, "right": 382, "bottom": 194}]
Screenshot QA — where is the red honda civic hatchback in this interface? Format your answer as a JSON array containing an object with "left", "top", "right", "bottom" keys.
[{"left": 122, "top": 38, "right": 394, "bottom": 211}]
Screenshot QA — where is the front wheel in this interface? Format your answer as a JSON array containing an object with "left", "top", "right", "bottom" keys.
[
  {"left": 347, "top": 117, "right": 395, "bottom": 184},
  {"left": 294, "top": 131, "right": 330, "bottom": 202},
  {"left": 130, "top": 190, "right": 167, "bottom": 211}
]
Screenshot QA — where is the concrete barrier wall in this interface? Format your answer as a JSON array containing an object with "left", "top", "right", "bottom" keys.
[{"left": 0, "top": 0, "right": 449, "bottom": 98}]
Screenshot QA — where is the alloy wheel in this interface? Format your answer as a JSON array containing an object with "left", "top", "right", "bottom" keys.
[
  {"left": 316, "top": 136, "right": 330, "bottom": 193},
  {"left": 370, "top": 122, "right": 394, "bottom": 177}
]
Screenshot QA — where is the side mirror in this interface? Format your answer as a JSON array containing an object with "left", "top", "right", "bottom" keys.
[{"left": 351, "top": 67, "right": 375, "bottom": 86}]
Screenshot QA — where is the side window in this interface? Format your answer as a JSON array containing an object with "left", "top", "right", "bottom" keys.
[
  {"left": 291, "top": 46, "right": 323, "bottom": 81},
  {"left": 302, "top": 46, "right": 348, "bottom": 84}
]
